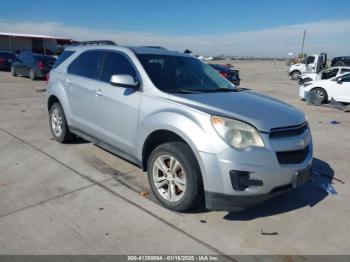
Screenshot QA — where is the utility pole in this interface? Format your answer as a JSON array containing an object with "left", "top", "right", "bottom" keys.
[{"left": 301, "top": 30, "right": 306, "bottom": 59}]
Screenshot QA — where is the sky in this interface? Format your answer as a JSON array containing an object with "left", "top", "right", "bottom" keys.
[{"left": 1, "top": 0, "right": 350, "bottom": 57}]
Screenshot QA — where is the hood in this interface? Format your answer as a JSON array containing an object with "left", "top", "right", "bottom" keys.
[{"left": 169, "top": 91, "right": 305, "bottom": 132}]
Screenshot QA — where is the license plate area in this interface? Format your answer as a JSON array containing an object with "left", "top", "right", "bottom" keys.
[{"left": 292, "top": 168, "right": 310, "bottom": 188}]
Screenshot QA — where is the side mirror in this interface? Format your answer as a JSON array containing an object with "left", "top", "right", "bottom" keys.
[
  {"left": 337, "top": 78, "right": 343, "bottom": 84},
  {"left": 110, "top": 74, "right": 139, "bottom": 89}
]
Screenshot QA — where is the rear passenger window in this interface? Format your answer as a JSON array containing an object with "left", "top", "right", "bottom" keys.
[
  {"left": 52, "top": 51, "right": 75, "bottom": 69},
  {"left": 100, "top": 51, "right": 137, "bottom": 83},
  {"left": 68, "top": 51, "right": 103, "bottom": 79}
]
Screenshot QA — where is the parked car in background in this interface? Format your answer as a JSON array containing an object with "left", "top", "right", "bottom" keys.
[
  {"left": 0, "top": 51, "right": 16, "bottom": 71},
  {"left": 298, "top": 66, "right": 350, "bottom": 85},
  {"left": 331, "top": 56, "right": 350, "bottom": 67},
  {"left": 299, "top": 72, "right": 350, "bottom": 103},
  {"left": 209, "top": 64, "right": 240, "bottom": 86},
  {"left": 47, "top": 44, "right": 312, "bottom": 212},
  {"left": 11, "top": 52, "right": 56, "bottom": 80}
]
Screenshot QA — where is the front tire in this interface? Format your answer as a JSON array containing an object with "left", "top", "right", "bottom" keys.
[
  {"left": 49, "top": 103, "right": 74, "bottom": 143},
  {"left": 291, "top": 71, "right": 301, "bottom": 80},
  {"left": 147, "top": 141, "right": 203, "bottom": 212},
  {"left": 311, "top": 87, "right": 328, "bottom": 104}
]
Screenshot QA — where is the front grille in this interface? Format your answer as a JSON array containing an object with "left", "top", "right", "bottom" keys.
[
  {"left": 270, "top": 123, "right": 308, "bottom": 138},
  {"left": 276, "top": 146, "right": 309, "bottom": 164}
]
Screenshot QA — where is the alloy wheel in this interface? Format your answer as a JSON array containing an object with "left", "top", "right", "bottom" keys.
[
  {"left": 152, "top": 155, "right": 187, "bottom": 202},
  {"left": 51, "top": 108, "right": 63, "bottom": 137}
]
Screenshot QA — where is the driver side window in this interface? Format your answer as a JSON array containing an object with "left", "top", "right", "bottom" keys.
[
  {"left": 340, "top": 74, "right": 350, "bottom": 83},
  {"left": 306, "top": 56, "right": 315, "bottom": 64}
]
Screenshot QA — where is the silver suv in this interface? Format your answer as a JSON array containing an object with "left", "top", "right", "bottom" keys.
[{"left": 47, "top": 44, "right": 313, "bottom": 212}]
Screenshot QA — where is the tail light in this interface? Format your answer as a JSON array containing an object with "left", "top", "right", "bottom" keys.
[
  {"left": 220, "top": 71, "right": 229, "bottom": 79},
  {"left": 38, "top": 60, "right": 45, "bottom": 70},
  {"left": 46, "top": 72, "right": 50, "bottom": 83}
]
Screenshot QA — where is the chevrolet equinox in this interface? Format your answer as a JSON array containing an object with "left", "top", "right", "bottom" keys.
[{"left": 47, "top": 44, "right": 313, "bottom": 212}]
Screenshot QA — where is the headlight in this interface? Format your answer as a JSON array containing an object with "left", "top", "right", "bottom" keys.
[{"left": 211, "top": 116, "right": 265, "bottom": 149}]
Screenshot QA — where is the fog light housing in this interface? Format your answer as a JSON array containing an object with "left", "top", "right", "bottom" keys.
[{"left": 230, "top": 170, "right": 263, "bottom": 191}]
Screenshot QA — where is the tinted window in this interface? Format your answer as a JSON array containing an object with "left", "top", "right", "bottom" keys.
[
  {"left": 0, "top": 52, "right": 15, "bottom": 59},
  {"left": 52, "top": 51, "right": 75, "bottom": 69},
  {"left": 100, "top": 52, "right": 137, "bottom": 83},
  {"left": 68, "top": 51, "right": 103, "bottom": 79},
  {"left": 17, "top": 53, "right": 26, "bottom": 61},
  {"left": 341, "top": 68, "right": 350, "bottom": 74},
  {"left": 306, "top": 56, "right": 315, "bottom": 64},
  {"left": 138, "top": 54, "right": 234, "bottom": 93},
  {"left": 341, "top": 73, "right": 350, "bottom": 82},
  {"left": 321, "top": 68, "right": 338, "bottom": 79}
]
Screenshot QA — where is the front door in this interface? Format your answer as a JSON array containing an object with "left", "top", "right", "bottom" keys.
[
  {"left": 333, "top": 74, "right": 350, "bottom": 103},
  {"left": 91, "top": 51, "right": 142, "bottom": 156}
]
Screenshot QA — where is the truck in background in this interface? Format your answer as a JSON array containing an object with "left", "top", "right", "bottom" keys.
[{"left": 289, "top": 53, "right": 327, "bottom": 80}]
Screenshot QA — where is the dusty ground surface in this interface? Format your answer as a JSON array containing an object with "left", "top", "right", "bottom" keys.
[{"left": 0, "top": 61, "right": 349, "bottom": 258}]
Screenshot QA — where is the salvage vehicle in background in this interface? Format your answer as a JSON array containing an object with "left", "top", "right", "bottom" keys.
[
  {"left": 289, "top": 53, "right": 327, "bottom": 80},
  {"left": 299, "top": 72, "right": 350, "bottom": 103},
  {"left": 0, "top": 51, "right": 16, "bottom": 71},
  {"left": 11, "top": 52, "right": 56, "bottom": 80},
  {"left": 209, "top": 63, "right": 240, "bottom": 86},
  {"left": 331, "top": 56, "right": 350, "bottom": 67},
  {"left": 47, "top": 43, "right": 312, "bottom": 212},
  {"left": 298, "top": 66, "right": 350, "bottom": 85}
]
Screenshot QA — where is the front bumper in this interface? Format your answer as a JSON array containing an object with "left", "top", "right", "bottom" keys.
[
  {"left": 199, "top": 130, "right": 313, "bottom": 211},
  {"left": 299, "top": 86, "right": 307, "bottom": 99}
]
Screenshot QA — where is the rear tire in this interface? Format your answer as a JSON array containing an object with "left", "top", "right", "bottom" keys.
[
  {"left": 29, "top": 68, "right": 36, "bottom": 80},
  {"left": 49, "top": 102, "right": 74, "bottom": 143},
  {"left": 311, "top": 87, "right": 328, "bottom": 104},
  {"left": 147, "top": 141, "right": 203, "bottom": 212},
  {"left": 11, "top": 66, "right": 17, "bottom": 77}
]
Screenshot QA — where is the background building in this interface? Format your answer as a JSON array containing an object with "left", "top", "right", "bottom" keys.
[{"left": 0, "top": 32, "right": 73, "bottom": 55}]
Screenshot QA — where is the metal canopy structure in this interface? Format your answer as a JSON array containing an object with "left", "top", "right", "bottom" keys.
[{"left": 0, "top": 32, "right": 74, "bottom": 55}]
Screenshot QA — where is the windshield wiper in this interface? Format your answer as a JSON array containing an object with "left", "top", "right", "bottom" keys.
[
  {"left": 167, "top": 89, "right": 205, "bottom": 94},
  {"left": 194, "top": 88, "right": 237, "bottom": 93}
]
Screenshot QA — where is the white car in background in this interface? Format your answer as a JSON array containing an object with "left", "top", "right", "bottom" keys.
[
  {"left": 299, "top": 73, "right": 350, "bottom": 103},
  {"left": 298, "top": 66, "right": 350, "bottom": 85}
]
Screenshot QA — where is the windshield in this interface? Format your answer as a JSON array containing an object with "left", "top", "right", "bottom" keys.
[
  {"left": 137, "top": 54, "right": 235, "bottom": 93},
  {"left": 0, "top": 52, "right": 15, "bottom": 58}
]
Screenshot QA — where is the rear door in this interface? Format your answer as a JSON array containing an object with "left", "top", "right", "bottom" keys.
[
  {"left": 15, "top": 53, "right": 28, "bottom": 75},
  {"left": 65, "top": 50, "right": 104, "bottom": 134},
  {"left": 333, "top": 74, "right": 350, "bottom": 103},
  {"left": 22, "top": 54, "right": 34, "bottom": 75},
  {"left": 91, "top": 50, "right": 142, "bottom": 155}
]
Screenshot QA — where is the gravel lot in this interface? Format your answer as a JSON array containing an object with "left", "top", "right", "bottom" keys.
[{"left": 0, "top": 61, "right": 349, "bottom": 257}]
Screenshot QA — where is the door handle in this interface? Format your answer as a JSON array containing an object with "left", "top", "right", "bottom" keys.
[{"left": 94, "top": 88, "right": 103, "bottom": 96}]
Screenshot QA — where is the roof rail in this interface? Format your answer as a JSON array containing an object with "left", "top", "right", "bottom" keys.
[
  {"left": 73, "top": 40, "right": 117, "bottom": 46},
  {"left": 141, "top": 46, "right": 167, "bottom": 50}
]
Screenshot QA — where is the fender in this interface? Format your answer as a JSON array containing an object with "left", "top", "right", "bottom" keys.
[
  {"left": 47, "top": 75, "right": 73, "bottom": 126},
  {"left": 136, "top": 109, "right": 227, "bottom": 189}
]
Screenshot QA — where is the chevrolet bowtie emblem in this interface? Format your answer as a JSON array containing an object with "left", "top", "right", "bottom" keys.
[{"left": 297, "top": 139, "right": 306, "bottom": 148}]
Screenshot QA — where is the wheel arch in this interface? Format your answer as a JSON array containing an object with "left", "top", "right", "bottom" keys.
[
  {"left": 290, "top": 69, "right": 301, "bottom": 76},
  {"left": 47, "top": 95, "right": 61, "bottom": 112},
  {"left": 141, "top": 129, "right": 201, "bottom": 172},
  {"left": 310, "top": 86, "right": 329, "bottom": 102}
]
